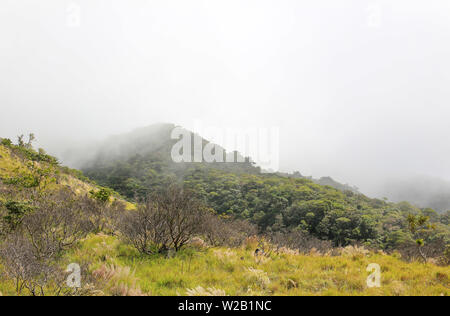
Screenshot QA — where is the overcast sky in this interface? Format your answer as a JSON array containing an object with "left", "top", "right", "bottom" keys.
[{"left": 1, "top": 0, "right": 450, "bottom": 196}]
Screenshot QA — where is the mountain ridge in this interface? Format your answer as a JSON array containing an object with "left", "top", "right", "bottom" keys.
[
  {"left": 73, "top": 123, "right": 358, "bottom": 194},
  {"left": 73, "top": 124, "right": 449, "bottom": 250}
]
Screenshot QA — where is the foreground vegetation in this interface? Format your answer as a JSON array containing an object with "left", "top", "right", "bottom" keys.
[
  {"left": 0, "top": 135, "right": 448, "bottom": 296},
  {"left": 1, "top": 233, "right": 448, "bottom": 296}
]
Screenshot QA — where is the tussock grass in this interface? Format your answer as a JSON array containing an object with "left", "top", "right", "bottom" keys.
[
  {"left": 55, "top": 234, "right": 450, "bottom": 296},
  {"left": 0, "top": 145, "right": 29, "bottom": 179}
]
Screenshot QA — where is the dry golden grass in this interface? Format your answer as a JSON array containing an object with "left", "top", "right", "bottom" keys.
[{"left": 185, "top": 286, "right": 227, "bottom": 296}]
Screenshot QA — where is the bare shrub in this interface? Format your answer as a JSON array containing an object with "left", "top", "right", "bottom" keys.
[
  {"left": 0, "top": 233, "right": 75, "bottom": 296},
  {"left": 0, "top": 190, "right": 104, "bottom": 296},
  {"left": 21, "top": 190, "right": 93, "bottom": 260},
  {"left": 269, "top": 231, "right": 333, "bottom": 255},
  {"left": 116, "top": 202, "right": 171, "bottom": 255},
  {"left": 227, "top": 219, "right": 258, "bottom": 247},
  {"left": 0, "top": 233, "right": 47, "bottom": 295},
  {"left": 85, "top": 188, "right": 127, "bottom": 233},
  {"left": 398, "top": 238, "right": 449, "bottom": 265},
  {"left": 155, "top": 184, "right": 210, "bottom": 251},
  {"left": 116, "top": 183, "right": 210, "bottom": 254},
  {"left": 203, "top": 213, "right": 257, "bottom": 248},
  {"left": 81, "top": 195, "right": 126, "bottom": 234}
]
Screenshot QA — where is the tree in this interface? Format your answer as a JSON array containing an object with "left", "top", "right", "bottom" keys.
[
  {"left": 26, "top": 133, "right": 36, "bottom": 149},
  {"left": 152, "top": 184, "right": 209, "bottom": 251},
  {"left": 17, "top": 134, "right": 25, "bottom": 147},
  {"left": 117, "top": 200, "right": 172, "bottom": 255},
  {"left": 407, "top": 214, "right": 434, "bottom": 262},
  {"left": 20, "top": 190, "right": 93, "bottom": 260},
  {"left": 2, "top": 200, "right": 34, "bottom": 232},
  {"left": 203, "top": 213, "right": 257, "bottom": 247},
  {"left": 89, "top": 188, "right": 113, "bottom": 203},
  {"left": 117, "top": 183, "right": 210, "bottom": 254},
  {"left": 1, "top": 138, "right": 12, "bottom": 147}
]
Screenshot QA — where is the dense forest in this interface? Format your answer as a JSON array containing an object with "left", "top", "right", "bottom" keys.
[{"left": 81, "top": 124, "right": 450, "bottom": 253}]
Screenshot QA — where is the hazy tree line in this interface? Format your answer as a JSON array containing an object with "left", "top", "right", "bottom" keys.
[{"left": 83, "top": 149, "right": 450, "bottom": 253}]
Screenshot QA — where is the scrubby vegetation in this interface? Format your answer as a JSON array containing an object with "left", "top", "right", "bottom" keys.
[
  {"left": 81, "top": 125, "right": 450, "bottom": 257},
  {"left": 0, "top": 135, "right": 448, "bottom": 296},
  {"left": 2, "top": 233, "right": 447, "bottom": 296}
]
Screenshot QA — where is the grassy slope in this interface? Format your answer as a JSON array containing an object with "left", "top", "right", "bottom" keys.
[
  {"left": 28, "top": 234, "right": 450, "bottom": 296},
  {"left": 1, "top": 233, "right": 448, "bottom": 296},
  {"left": 0, "top": 143, "right": 448, "bottom": 296},
  {"left": 0, "top": 143, "right": 91, "bottom": 194},
  {"left": 0, "top": 145, "right": 28, "bottom": 180},
  {"left": 0, "top": 143, "right": 134, "bottom": 209}
]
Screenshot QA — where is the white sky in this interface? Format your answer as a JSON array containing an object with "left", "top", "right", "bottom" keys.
[{"left": 1, "top": 0, "right": 450, "bottom": 196}]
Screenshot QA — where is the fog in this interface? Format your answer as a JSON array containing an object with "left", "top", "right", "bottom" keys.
[{"left": 1, "top": 0, "right": 450, "bottom": 201}]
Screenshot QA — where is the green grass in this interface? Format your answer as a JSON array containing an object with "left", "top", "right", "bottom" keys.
[
  {"left": 0, "top": 144, "right": 133, "bottom": 209},
  {"left": 54, "top": 234, "right": 450, "bottom": 296},
  {"left": 0, "top": 145, "right": 29, "bottom": 179}
]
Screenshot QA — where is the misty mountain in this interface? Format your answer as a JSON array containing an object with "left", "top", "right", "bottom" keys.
[
  {"left": 376, "top": 176, "right": 450, "bottom": 213},
  {"left": 77, "top": 123, "right": 261, "bottom": 198},
  {"left": 2, "top": 127, "right": 448, "bottom": 252},
  {"left": 67, "top": 124, "right": 449, "bottom": 248},
  {"left": 74, "top": 123, "right": 359, "bottom": 196}
]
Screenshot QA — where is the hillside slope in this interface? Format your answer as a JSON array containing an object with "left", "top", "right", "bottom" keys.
[
  {"left": 0, "top": 138, "right": 132, "bottom": 208},
  {"left": 0, "top": 137, "right": 448, "bottom": 296},
  {"left": 77, "top": 125, "right": 450, "bottom": 251}
]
